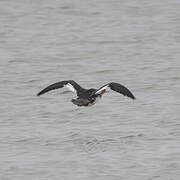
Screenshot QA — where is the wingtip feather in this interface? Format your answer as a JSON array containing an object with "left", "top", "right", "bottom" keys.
[
  {"left": 132, "top": 95, "right": 136, "bottom": 100},
  {"left": 37, "top": 92, "right": 41, "bottom": 96}
]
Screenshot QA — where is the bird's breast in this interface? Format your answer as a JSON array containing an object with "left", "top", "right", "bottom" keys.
[{"left": 88, "top": 96, "right": 101, "bottom": 106}]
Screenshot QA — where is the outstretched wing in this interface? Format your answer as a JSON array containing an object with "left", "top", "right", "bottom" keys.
[
  {"left": 37, "top": 80, "right": 84, "bottom": 96},
  {"left": 94, "top": 82, "right": 136, "bottom": 99}
]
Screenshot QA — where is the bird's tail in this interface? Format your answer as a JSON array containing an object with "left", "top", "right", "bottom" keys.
[{"left": 71, "top": 99, "right": 90, "bottom": 106}]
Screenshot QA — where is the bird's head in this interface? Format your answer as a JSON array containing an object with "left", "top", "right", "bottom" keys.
[
  {"left": 88, "top": 88, "right": 96, "bottom": 93},
  {"left": 86, "top": 88, "right": 96, "bottom": 96}
]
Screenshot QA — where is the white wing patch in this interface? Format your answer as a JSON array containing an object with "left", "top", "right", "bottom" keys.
[
  {"left": 95, "top": 84, "right": 110, "bottom": 94},
  {"left": 65, "top": 83, "right": 76, "bottom": 93}
]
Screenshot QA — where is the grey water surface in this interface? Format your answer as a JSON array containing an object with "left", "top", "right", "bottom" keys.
[{"left": 0, "top": 0, "right": 180, "bottom": 179}]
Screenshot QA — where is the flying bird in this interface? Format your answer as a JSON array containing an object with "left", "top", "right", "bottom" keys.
[{"left": 37, "top": 80, "right": 135, "bottom": 106}]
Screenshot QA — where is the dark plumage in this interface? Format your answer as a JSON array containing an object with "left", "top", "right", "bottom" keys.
[{"left": 37, "top": 80, "right": 135, "bottom": 106}]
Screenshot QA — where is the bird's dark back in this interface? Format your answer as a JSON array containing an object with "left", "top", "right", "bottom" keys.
[{"left": 78, "top": 88, "right": 97, "bottom": 98}]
